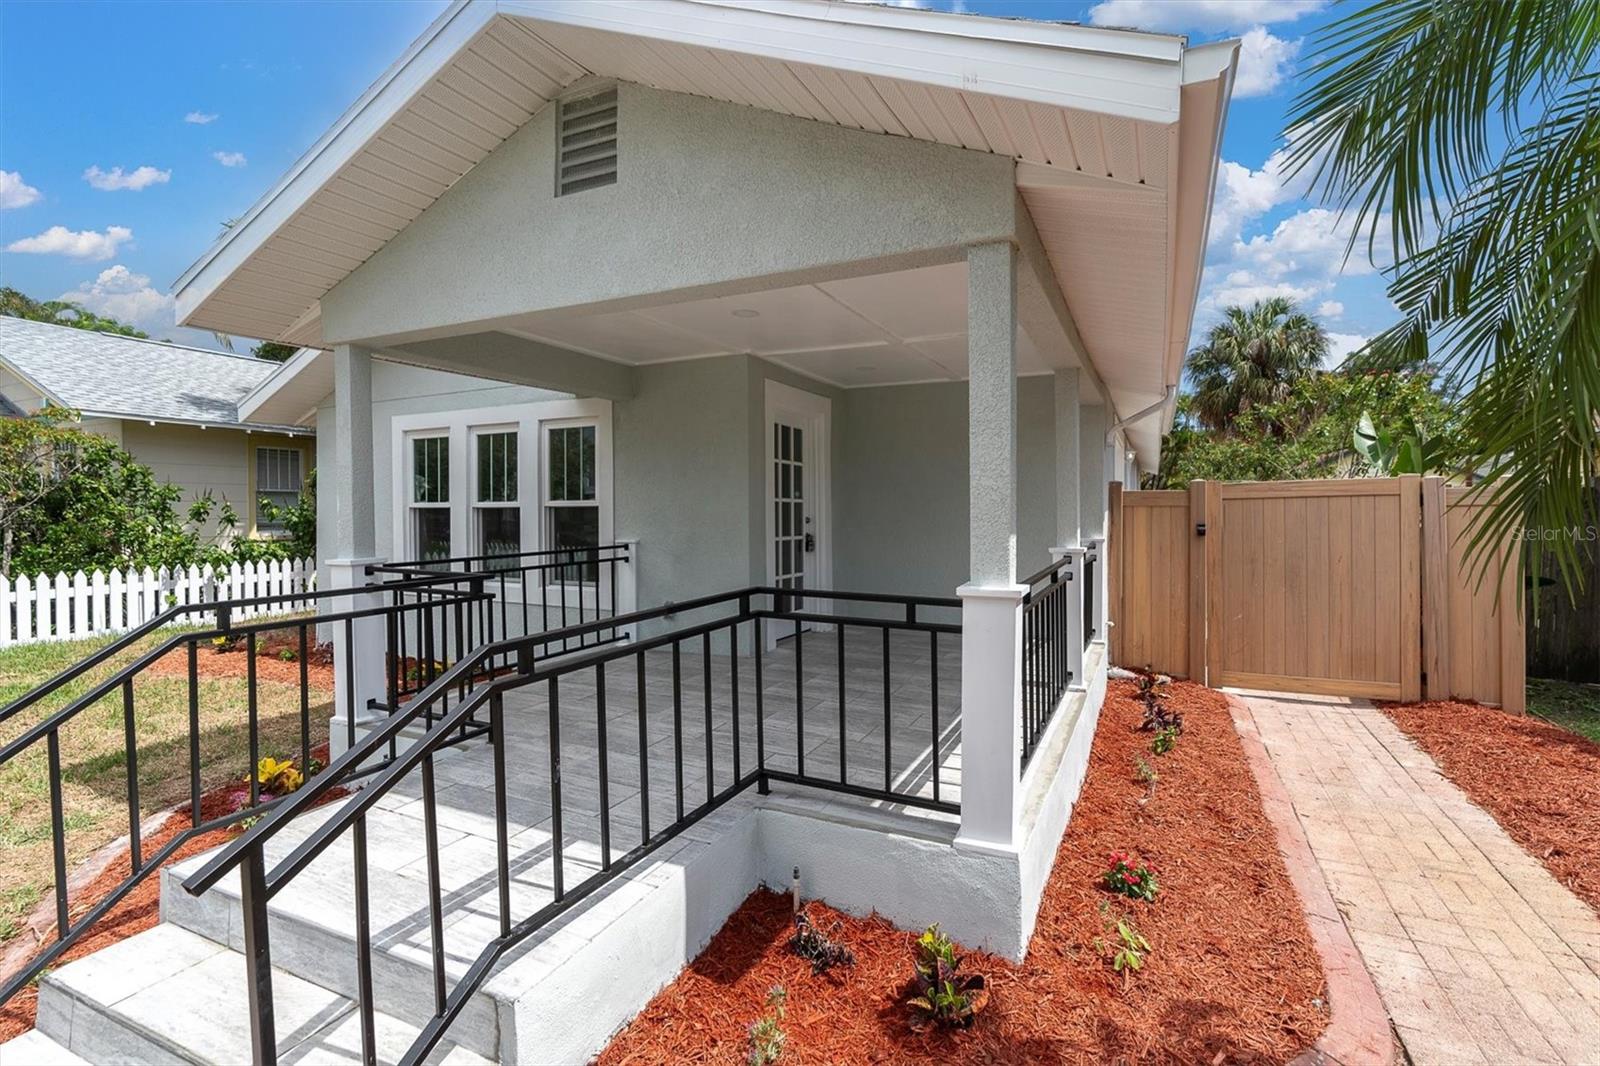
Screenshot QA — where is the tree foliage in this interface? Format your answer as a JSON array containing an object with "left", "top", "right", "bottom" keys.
[
  {"left": 1154, "top": 369, "right": 1460, "bottom": 487},
  {"left": 0, "top": 409, "right": 309, "bottom": 576},
  {"left": 0, "top": 287, "right": 149, "bottom": 338},
  {"left": 1184, "top": 298, "right": 1330, "bottom": 434},
  {"left": 251, "top": 341, "right": 298, "bottom": 363},
  {"left": 1285, "top": 0, "right": 1600, "bottom": 596}
]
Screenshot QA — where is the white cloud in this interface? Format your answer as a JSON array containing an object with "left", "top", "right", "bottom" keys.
[
  {"left": 1206, "top": 148, "right": 1310, "bottom": 247},
  {"left": 1324, "top": 332, "right": 1369, "bottom": 369},
  {"left": 1205, "top": 278, "right": 1330, "bottom": 311},
  {"left": 1233, "top": 27, "right": 1298, "bottom": 97},
  {"left": 184, "top": 111, "right": 218, "bottom": 125},
  {"left": 1233, "top": 207, "right": 1391, "bottom": 279},
  {"left": 83, "top": 165, "right": 171, "bottom": 192},
  {"left": 1318, "top": 300, "right": 1344, "bottom": 319},
  {"left": 6, "top": 225, "right": 133, "bottom": 260},
  {"left": 58, "top": 265, "right": 175, "bottom": 330},
  {"left": 212, "top": 151, "right": 247, "bottom": 168},
  {"left": 1087, "top": 0, "right": 1324, "bottom": 32},
  {"left": 0, "top": 170, "right": 41, "bottom": 209}
]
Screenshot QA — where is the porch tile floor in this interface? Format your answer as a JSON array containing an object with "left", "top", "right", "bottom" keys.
[{"left": 1239, "top": 691, "right": 1600, "bottom": 1065}]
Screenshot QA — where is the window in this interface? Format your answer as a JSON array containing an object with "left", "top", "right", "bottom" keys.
[
  {"left": 255, "top": 447, "right": 303, "bottom": 535},
  {"left": 474, "top": 430, "right": 519, "bottom": 567},
  {"left": 545, "top": 424, "right": 598, "bottom": 581},
  {"left": 411, "top": 436, "right": 451, "bottom": 562}
]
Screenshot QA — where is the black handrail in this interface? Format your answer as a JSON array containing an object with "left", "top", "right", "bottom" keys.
[
  {"left": 184, "top": 583, "right": 961, "bottom": 1066},
  {"left": 0, "top": 573, "right": 493, "bottom": 1008}
]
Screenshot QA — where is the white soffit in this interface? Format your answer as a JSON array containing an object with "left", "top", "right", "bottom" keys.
[{"left": 174, "top": 0, "right": 1236, "bottom": 462}]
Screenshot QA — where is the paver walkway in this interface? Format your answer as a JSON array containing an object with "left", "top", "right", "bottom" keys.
[{"left": 1237, "top": 691, "right": 1600, "bottom": 1065}]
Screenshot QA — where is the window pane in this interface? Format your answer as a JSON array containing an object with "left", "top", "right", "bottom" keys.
[
  {"left": 548, "top": 504, "right": 599, "bottom": 581},
  {"left": 479, "top": 507, "right": 520, "bottom": 567},
  {"left": 413, "top": 437, "right": 448, "bottom": 503},
  {"left": 580, "top": 426, "right": 595, "bottom": 500},
  {"left": 548, "top": 425, "right": 597, "bottom": 502},
  {"left": 477, "top": 432, "right": 517, "bottom": 502},
  {"left": 414, "top": 508, "right": 451, "bottom": 562},
  {"left": 256, "top": 447, "right": 302, "bottom": 492}
]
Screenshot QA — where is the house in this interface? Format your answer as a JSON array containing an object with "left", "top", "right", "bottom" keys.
[
  {"left": 1, "top": 3, "right": 1237, "bottom": 1063},
  {"left": 0, "top": 315, "right": 314, "bottom": 542}
]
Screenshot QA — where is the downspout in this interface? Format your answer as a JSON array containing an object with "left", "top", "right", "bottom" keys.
[{"left": 1104, "top": 384, "right": 1178, "bottom": 444}]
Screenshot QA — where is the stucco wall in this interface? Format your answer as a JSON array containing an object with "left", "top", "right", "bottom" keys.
[
  {"left": 119, "top": 422, "right": 309, "bottom": 541},
  {"left": 321, "top": 82, "right": 1016, "bottom": 344},
  {"left": 834, "top": 376, "right": 1057, "bottom": 599}
]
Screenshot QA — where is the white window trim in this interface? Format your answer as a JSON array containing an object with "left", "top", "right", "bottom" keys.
[{"left": 390, "top": 399, "right": 613, "bottom": 598}]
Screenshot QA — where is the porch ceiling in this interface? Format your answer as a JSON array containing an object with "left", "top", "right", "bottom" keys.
[
  {"left": 503, "top": 261, "right": 1051, "bottom": 389},
  {"left": 173, "top": 0, "right": 1236, "bottom": 464}
]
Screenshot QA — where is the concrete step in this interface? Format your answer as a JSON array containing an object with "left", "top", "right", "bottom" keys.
[
  {"left": 0, "top": 1028, "right": 89, "bottom": 1065},
  {"left": 161, "top": 790, "right": 762, "bottom": 1063},
  {"left": 33, "top": 924, "right": 488, "bottom": 1066}
]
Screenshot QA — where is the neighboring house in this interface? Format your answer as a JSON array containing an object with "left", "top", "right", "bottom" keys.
[
  {"left": 0, "top": 315, "right": 314, "bottom": 542},
  {"left": 1, "top": 4, "right": 1240, "bottom": 1064}
]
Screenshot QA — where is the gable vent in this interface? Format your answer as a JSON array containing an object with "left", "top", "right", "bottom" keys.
[{"left": 557, "top": 89, "right": 618, "bottom": 196}]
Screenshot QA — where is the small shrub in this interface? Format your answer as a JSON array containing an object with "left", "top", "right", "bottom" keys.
[
  {"left": 1151, "top": 726, "right": 1180, "bottom": 756},
  {"left": 746, "top": 985, "right": 787, "bottom": 1064},
  {"left": 211, "top": 635, "right": 239, "bottom": 653},
  {"left": 790, "top": 910, "right": 855, "bottom": 974},
  {"left": 909, "top": 924, "right": 989, "bottom": 1029},
  {"left": 277, "top": 647, "right": 298, "bottom": 662},
  {"left": 1135, "top": 673, "right": 1184, "bottom": 737},
  {"left": 1093, "top": 902, "right": 1151, "bottom": 988},
  {"left": 255, "top": 756, "right": 305, "bottom": 797},
  {"left": 1133, "top": 756, "right": 1159, "bottom": 804},
  {"left": 1102, "top": 851, "right": 1159, "bottom": 902}
]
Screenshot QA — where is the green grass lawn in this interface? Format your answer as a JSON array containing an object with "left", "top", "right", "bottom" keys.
[
  {"left": 1526, "top": 677, "right": 1600, "bottom": 744},
  {"left": 0, "top": 631, "right": 331, "bottom": 944}
]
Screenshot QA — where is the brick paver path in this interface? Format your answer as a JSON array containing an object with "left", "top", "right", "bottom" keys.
[{"left": 1238, "top": 691, "right": 1600, "bottom": 1065}]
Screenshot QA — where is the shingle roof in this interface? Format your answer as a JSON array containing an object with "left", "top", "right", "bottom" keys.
[{"left": 0, "top": 315, "right": 307, "bottom": 432}]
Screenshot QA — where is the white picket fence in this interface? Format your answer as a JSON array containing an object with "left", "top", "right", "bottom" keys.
[{"left": 0, "top": 558, "right": 317, "bottom": 647}]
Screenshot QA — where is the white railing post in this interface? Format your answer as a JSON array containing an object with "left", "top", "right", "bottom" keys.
[
  {"left": 1053, "top": 545, "right": 1087, "bottom": 690},
  {"left": 52, "top": 572, "right": 69, "bottom": 641},
  {"left": 328, "top": 557, "right": 387, "bottom": 759}
]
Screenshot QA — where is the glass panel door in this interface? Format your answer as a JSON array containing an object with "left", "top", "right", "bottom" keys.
[{"left": 773, "top": 420, "right": 806, "bottom": 612}]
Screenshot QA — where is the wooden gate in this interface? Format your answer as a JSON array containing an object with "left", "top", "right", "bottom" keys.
[{"left": 1110, "top": 476, "right": 1525, "bottom": 709}]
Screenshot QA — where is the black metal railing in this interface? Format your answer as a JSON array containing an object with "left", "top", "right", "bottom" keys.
[
  {"left": 1021, "top": 557, "right": 1074, "bottom": 769},
  {"left": 0, "top": 574, "right": 490, "bottom": 1007},
  {"left": 181, "top": 585, "right": 960, "bottom": 1066},
  {"left": 368, "top": 543, "right": 632, "bottom": 700},
  {"left": 1083, "top": 544, "right": 1099, "bottom": 647}
]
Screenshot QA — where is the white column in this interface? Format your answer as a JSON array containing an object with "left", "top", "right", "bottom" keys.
[
  {"left": 1053, "top": 368, "right": 1081, "bottom": 550},
  {"left": 328, "top": 344, "right": 386, "bottom": 756},
  {"left": 957, "top": 241, "right": 1025, "bottom": 853},
  {"left": 1078, "top": 401, "right": 1108, "bottom": 542}
]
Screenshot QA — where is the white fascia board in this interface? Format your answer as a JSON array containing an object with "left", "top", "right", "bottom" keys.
[
  {"left": 501, "top": 0, "right": 1192, "bottom": 123},
  {"left": 171, "top": 0, "right": 494, "bottom": 327},
  {"left": 236, "top": 346, "right": 329, "bottom": 425}
]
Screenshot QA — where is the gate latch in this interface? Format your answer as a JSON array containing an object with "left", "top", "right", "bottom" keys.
[{"left": 1196, "top": 522, "right": 1207, "bottom": 536}]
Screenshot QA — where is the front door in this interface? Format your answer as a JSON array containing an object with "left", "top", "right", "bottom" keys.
[{"left": 765, "top": 381, "right": 831, "bottom": 631}]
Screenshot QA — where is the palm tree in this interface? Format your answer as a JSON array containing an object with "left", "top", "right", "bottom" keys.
[
  {"left": 1184, "top": 297, "right": 1329, "bottom": 433},
  {"left": 1284, "top": 0, "right": 1600, "bottom": 594}
]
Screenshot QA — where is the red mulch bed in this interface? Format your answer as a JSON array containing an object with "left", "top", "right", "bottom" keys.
[
  {"left": 0, "top": 748, "right": 344, "bottom": 1042},
  {"left": 148, "top": 630, "right": 335, "bottom": 689},
  {"left": 600, "top": 680, "right": 1329, "bottom": 1065},
  {"left": 1379, "top": 699, "right": 1600, "bottom": 912}
]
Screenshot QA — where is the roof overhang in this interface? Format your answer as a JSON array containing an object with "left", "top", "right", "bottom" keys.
[
  {"left": 236, "top": 346, "right": 331, "bottom": 428},
  {"left": 174, "top": 0, "right": 1236, "bottom": 467}
]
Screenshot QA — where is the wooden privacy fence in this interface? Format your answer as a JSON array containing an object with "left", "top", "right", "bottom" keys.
[{"left": 1108, "top": 476, "right": 1524, "bottom": 710}]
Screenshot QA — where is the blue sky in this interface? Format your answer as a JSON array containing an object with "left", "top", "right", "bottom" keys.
[{"left": 0, "top": 0, "right": 1388, "bottom": 363}]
